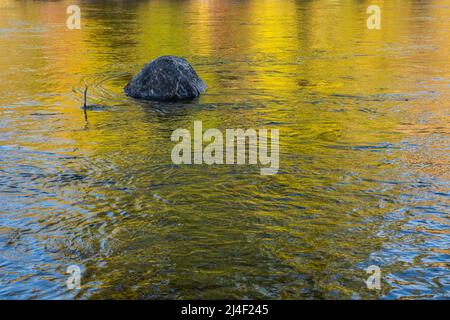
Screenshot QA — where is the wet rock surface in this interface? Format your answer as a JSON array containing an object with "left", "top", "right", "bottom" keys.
[{"left": 124, "top": 56, "right": 207, "bottom": 101}]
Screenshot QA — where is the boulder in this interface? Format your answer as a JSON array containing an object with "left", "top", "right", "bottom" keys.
[{"left": 124, "top": 55, "right": 207, "bottom": 101}]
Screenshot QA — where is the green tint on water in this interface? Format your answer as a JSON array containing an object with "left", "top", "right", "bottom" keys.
[{"left": 0, "top": 0, "right": 449, "bottom": 299}]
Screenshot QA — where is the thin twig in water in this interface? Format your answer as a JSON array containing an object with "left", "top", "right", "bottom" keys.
[{"left": 83, "top": 85, "right": 88, "bottom": 121}]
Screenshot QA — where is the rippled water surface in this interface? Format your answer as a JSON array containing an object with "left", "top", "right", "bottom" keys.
[{"left": 0, "top": 0, "right": 449, "bottom": 299}]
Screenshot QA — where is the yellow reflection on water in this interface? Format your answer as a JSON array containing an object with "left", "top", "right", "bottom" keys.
[{"left": 0, "top": 0, "right": 449, "bottom": 299}]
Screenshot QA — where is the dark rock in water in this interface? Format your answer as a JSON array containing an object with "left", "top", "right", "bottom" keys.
[{"left": 124, "top": 55, "right": 207, "bottom": 101}]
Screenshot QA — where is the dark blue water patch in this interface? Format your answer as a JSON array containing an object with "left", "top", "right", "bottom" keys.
[
  {"left": 411, "top": 181, "right": 434, "bottom": 188},
  {"left": 81, "top": 105, "right": 109, "bottom": 111},
  {"left": 326, "top": 142, "right": 397, "bottom": 152},
  {"left": 48, "top": 173, "right": 86, "bottom": 184},
  {"left": 432, "top": 192, "right": 450, "bottom": 197},
  {"left": 29, "top": 113, "right": 62, "bottom": 117},
  {"left": 360, "top": 178, "right": 403, "bottom": 186}
]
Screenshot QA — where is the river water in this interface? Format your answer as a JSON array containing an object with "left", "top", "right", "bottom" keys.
[{"left": 0, "top": 0, "right": 449, "bottom": 299}]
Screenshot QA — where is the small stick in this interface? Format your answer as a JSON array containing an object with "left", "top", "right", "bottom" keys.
[
  {"left": 83, "top": 85, "right": 88, "bottom": 108},
  {"left": 83, "top": 85, "right": 88, "bottom": 121}
]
